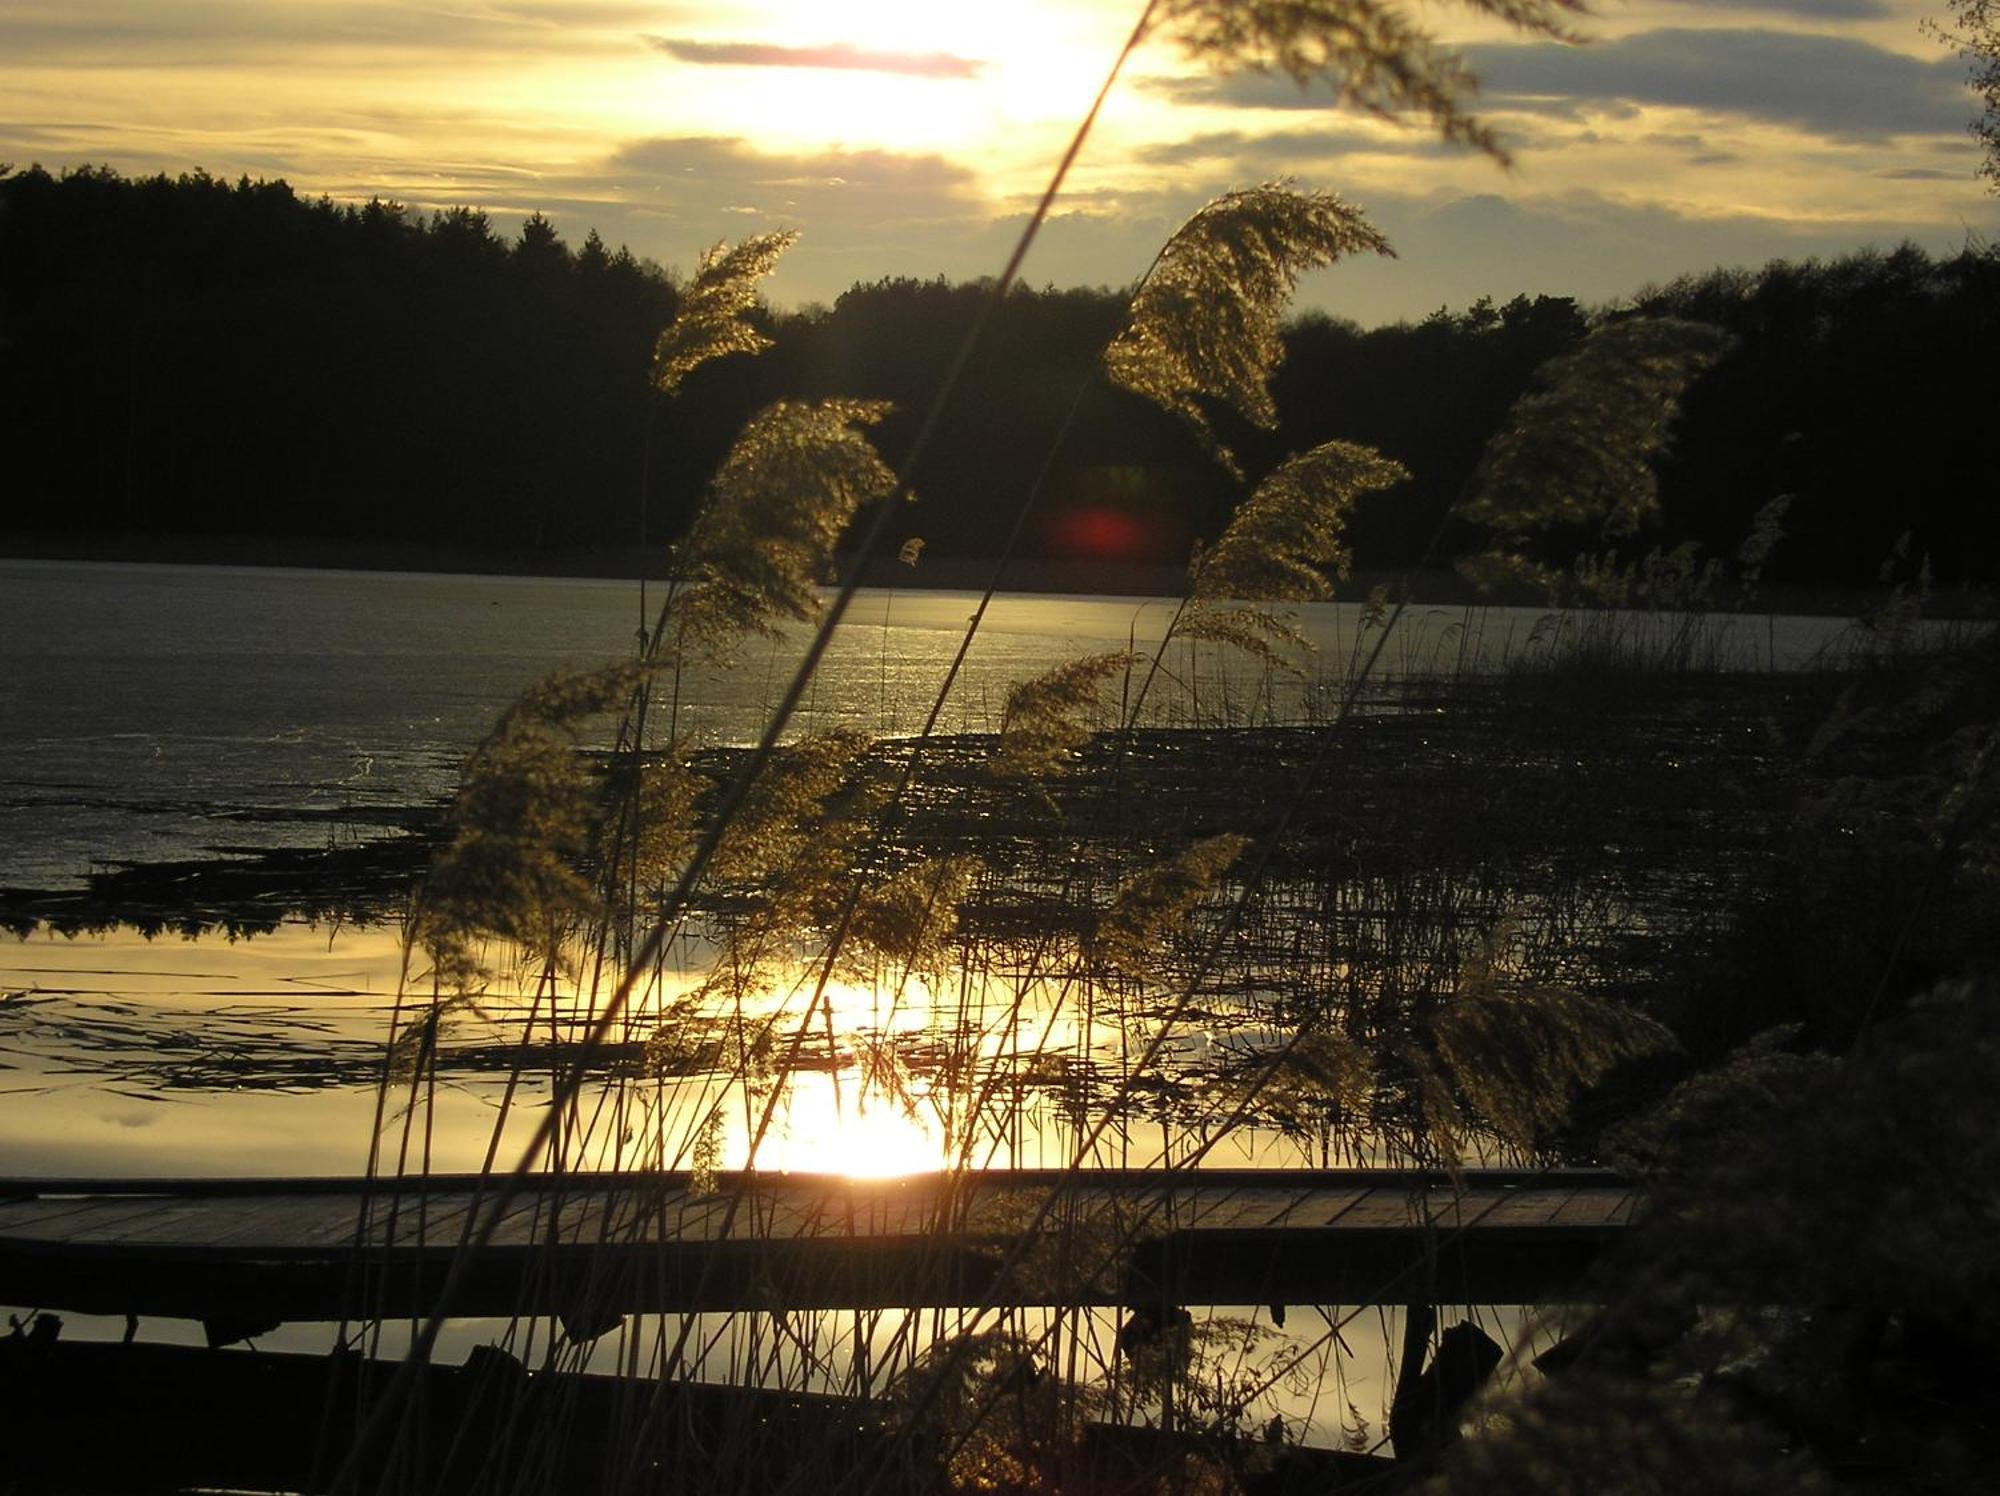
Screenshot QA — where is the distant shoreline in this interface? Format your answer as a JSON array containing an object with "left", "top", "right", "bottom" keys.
[
  {"left": 3, "top": 529, "right": 1989, "bottom": 619},
  {"left": 0, "top": 527, "right": 1204, "bottom": 595}
]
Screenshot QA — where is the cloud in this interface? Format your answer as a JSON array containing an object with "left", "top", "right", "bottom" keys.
[
  {"left": 0, "top": 119, "right": 118, "bottom": 149},
  {"left": 978, "top": 176, "right": 1990, "bottom": 327},
  {"left": 1466, "top": 28, "right": 1971, "bottom": 143},
  {"left": 235, "top": 123, "right": 2000, "bottom": 323},
  {"left": 584, "top": 136, "right": 997, "bottom": 295},
  {"left": 1641, "top": 131, "right": 1714, "bottom": 152},
  {"left": 643, "top": 35, "right": 985, "bottom": 79},
  {"left": 1147, "top": 26, "right": 1968, "bottom": 145},
  {"left": 0, "top": 0, "right": 656, "bottom": 66},
  {"left": 1135, "top": 126, "right": 1459, "bottom": 166},
  {"left": 1650, "top": 0, "right": 1893, "bottom": 16},
  {"left": 1292, "top": 186, "right": 1991, "bottom": 323},
  {"left": 1143, "top": 71, "right": 1366, "bottom": 113},
  {"left": 1131, "top": 109, "right": 1610, "bottom": 168},
  {"left": 607, "top": 136, "right": 980, "bottom": 223}
]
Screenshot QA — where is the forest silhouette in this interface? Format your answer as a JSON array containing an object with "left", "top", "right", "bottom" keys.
[{"left": 2, "top": 163, "right": 1995, "bottom": 588}]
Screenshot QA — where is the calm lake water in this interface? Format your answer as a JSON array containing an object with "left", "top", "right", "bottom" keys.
[
  {"left": 0, "top": 555, "right": 1880, "bottom": 1183},
  {"left": 3, "top": 557, "right": 1874, "bottom": 1438},
  {"left": 0, "top": 557, "right": 1867, "bottom": 892}
]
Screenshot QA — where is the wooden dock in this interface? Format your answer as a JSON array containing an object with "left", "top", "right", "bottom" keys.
[{"left": 0, "top": 1169, "right": 1636, "bottom": 1330}]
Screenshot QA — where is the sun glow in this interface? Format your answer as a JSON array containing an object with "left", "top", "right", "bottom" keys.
[
  {"left": 749, "top": 1069, "right": 948, "bottom": 1177},
  {"left": 646, "top": 0, "right": 1121, "bottom": 161}
]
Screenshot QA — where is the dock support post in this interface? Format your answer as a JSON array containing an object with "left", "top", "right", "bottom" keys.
[{"left": 1391, "top": 1301, "right": 1436, "bottom": 1459}]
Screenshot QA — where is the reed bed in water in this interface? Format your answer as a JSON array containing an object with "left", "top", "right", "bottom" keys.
[
  {"left": 261, "top": 647, "right": 1843, "bottom": 1490},
  {"left": 12, "top": 623, "right": 1978, "bottom": 1490},
  {"left": 9, "top": 670, "right": 1823, "bottom": 1122},
  {"left": 11, "top": 624, "right": 1987, "bottom": 1490}
]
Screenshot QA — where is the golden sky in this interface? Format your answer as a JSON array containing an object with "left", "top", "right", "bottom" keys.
[{"left": 3, "top": 0, "right": 1993, "bottom": 321}]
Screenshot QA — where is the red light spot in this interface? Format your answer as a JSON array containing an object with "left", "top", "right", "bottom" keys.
[{"left": 1057, "top": 507, "right": 1145, "bottom": 559}]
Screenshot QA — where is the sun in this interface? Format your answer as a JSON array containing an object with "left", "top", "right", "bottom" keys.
[
  {"left": 747, "top": 1069, "right": 947, "bottom": 1177},
  {"left": 636, "top": 0, "right": 1125, "bottom": 162}
]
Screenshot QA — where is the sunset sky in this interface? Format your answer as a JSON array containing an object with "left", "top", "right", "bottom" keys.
[{"left": 3, "top": 1, "right": 1993, "bottom": 323}]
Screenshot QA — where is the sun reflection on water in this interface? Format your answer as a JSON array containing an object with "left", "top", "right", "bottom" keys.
[
  {"left": 0, "top": 919, "right": 1297, "bottom": 1181},
  {"left": 748, "top": 1069, "right": 948, "bottom": 1177}
]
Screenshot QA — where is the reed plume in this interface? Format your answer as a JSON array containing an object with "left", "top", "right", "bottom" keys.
[
  {"left": 1094, "top": 833, "right": 1250, "bottom": 976},
  {"left": 845, "top": 854, "right": 982, "bottom": 979},
  {"left": 708, "top": 726, "right": 881, "bottom": 899},
  {"left": 1259, "top": 1029, "right": 1374, "bottom": 1130},
  {"left": 669, "top": 398, "right": 901, "bottom": 657},
  {"left": 624, "top": 750, "right": 708, "bottom": 900},
  {"left": 650, "top": 230, "right": 798, "bottom": 395},
  {"left": 413, "top": 662, "right": 646, "bottom": 989},
  {"left": 1422, "top": 960, "right": 1673, "bottom": 1157},
  {"left": 1105, "top": 184, "right": 1390, "bottom": 478},
  {"left": 689, "top": 730, "right": 902, "bottom": 1020},
  {"left": 1147, "top": 1, "right": 1589, "bottom": 162},
  {"left": 991, "top": 652, "right": 1139, "bottom": 781},
  {"left": 889, "top": 1331, "right": 1089, "bottom": 1493},
  {"left": 1457, "top": 317, "right": 1731, "bottom": 598},
  {"left": 1195, "top": 440, "right": 1408, "bottom": 601},
  {"left": 1166, "top": 439, "right": 1408, "bottom": 667}
]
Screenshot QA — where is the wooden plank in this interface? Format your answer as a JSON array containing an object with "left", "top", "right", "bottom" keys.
[
  {"left": 0, "top": 1195, "right": 198, "bottom": 1243},
  {"left": 0, "top": 1170, "right": 1638, "bottom": 1321},
  {"left": 81, "top": 1195, "right": 280, "bottom": 1248},
  {"left": 0, "top": 1196, "right": 164, "bottom": 1234},
  {"left": 1314, "top": 1189, "right": 1434, "bottom": 1228},
  {"left": 1418, "top": 1189, "right": 1575, "bottom": 1229},
  {"left": 0, "top": 1175, "right": 1640, "bottom": 1250}
]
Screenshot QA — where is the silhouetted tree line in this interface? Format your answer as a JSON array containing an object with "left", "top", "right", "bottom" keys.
[
  {"left": 4, "top": 164, "right": 1994, "bottom": 585},
  {"left": 1, "top": 166, "right": 672, "bottom": 550}
]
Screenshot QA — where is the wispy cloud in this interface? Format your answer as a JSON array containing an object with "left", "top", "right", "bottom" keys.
[
  {"left": 644, "top": 35, "right": 986, "bottom": 80},
  {"left": 0, "top": 0, "right": 654, "bottom": 66},
  {"left": 1135, "top": 126, "right": 1460, "bottom": 166},
  {"left": 603, "top": 134, "right": 985, "bottom": 248},
  {"left": 1291, "top": 185, "right": 1989, "bottom": 320},
  {"left": 1649, "top": 0, "right": 1894, "bottom": 16},
  {"left": 986, "top": 174, "right": 1989, "bottom": 326},
  {"left": 1152, "top": 26, "right": 1968, "bottom": 146},
  {"left": 1467, "top": 28, "right": 1969, "bottom": 143}
]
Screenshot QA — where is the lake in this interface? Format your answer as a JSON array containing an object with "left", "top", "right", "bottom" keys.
[
  {"left": 0, "top": 557, "right": 1891, "bottom": 1452},
  {"left": 0, "top": 554, "right": 1879, "bottom": 1185},
  {"left": 0, "top": 557, "right": 1866, "bottom": 892}
]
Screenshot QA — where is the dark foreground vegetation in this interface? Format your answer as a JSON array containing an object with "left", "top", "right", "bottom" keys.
[
  {"left": 3, "top": 162, "right": 1996, "bottom": 588},
  {"left": 2, "top": 1334, "right": 1392, "bottom": 1496}
]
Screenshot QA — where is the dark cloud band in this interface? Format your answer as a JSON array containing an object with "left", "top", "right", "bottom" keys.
[
  {"left": 606, "top": 135, "right": 979, "bottom": 221},
  {"left": 1470, "top": 27, "right": 1968, "bottom": 142},
  {"left": 644, "top": 35, "right": 985, "bottom": 80},
  {"left": 0, "top": 1, "right": 655, "bottom": 64},
  {"left": 1649, "top": 0, "right": 1893, "bottom": 17},
  {"left": 1136, "top": 126, "right": 1461, "bottom": 165},
  {"left": 1153, "top": 26, "right": 1969, "bottom": 146}
]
